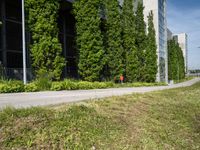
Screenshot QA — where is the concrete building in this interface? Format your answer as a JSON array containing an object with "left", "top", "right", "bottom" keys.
[
  {"left": 143, "top": 0, "right": 168, "bottom": 82},
  {"left": 173, "top": 33, "right": 188, "bottom": 73},
  {"left": 167, "top": 28, "right": 173, "bottom": 40}
]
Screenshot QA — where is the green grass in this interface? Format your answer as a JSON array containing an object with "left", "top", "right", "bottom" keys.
[
  {"left": 0, "top": 82, "right": 200, "bottom": 149},
  {"left": 174, "top": 76, "right": 195, "bottom": 83}
]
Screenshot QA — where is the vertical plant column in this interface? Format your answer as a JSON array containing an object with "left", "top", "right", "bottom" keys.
[
  {"left": 177, "top": 46, "right": 185, "bottom": 80},
  {"left": 135, "top": 2, "right": 147, "bottom": 82},
  {"left": 104, "top": 0, "right": 124, "bottom": 80},
  {"left": 25, "top": 0, "right": 65, "bottom": 80},
  {"left": 168, "top": 39, "right": 185, "bottom": 80},
  {"left": 170, "top": 40, "right": 178, "bottom": 80},
  {"left": 144, "top": 11, "right": 157, "bottom": 83},
  {"left": 73, "top": 0, "right": 105, "bottom": 82},
  {"left": 122, "top": 0, "right": 139, "bottom": 82},
  {"left": 168, "top": 40, "right": 173, "bottom": 80}
]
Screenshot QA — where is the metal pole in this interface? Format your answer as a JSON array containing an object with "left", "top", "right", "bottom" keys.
[{"left": 22, "top": 0, "right": 27, "bottom": 84}]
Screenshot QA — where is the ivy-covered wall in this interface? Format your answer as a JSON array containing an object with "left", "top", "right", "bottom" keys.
[{"left": 25, "top": 0, "right": 65, "bottom": 80}]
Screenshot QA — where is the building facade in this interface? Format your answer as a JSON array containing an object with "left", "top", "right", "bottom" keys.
[
  {"left": 0, "top": 0, "right": 76, "bottom": 80},
  {"left": 173, "top": 33, "right": 188, "bottom": 73},
  {"left": 143, "top": 0, "right": 168, "bottom": 82},
  {"left": 1, "top": 0, "right": 169, "bottom": 82},
  {"left": 167, "top": 28, "right": 173, "bottom": 40}
]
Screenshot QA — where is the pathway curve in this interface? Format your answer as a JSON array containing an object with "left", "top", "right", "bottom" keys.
[{"left": 0, "top": 78, "right": 199, "bottom": 109}]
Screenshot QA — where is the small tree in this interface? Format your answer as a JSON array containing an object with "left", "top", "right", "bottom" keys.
[
  {"left": 122, "top": 0, "right": 139, "bottom": 82},
  {"left": 104, "top": 0, "right": 124, "bottom": 80},
  {"left": 25, "top": 0, "right": 65, "bottom": 80},
  {"left": 135, "top": 2, "right": 146, "bottom": 81},
  {"left": 144, "top": 11, "right": 157, "bottom": 82},
  {"left": 73, "top": 0, "right": 105, "bottom": 81}
]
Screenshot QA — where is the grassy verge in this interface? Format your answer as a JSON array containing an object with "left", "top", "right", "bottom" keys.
[
  {"left": 174, "top": 76, "right": 195, "bottom": 83},
  {"left": 0, "top": 82, "right": 200, "bottom": 149}
]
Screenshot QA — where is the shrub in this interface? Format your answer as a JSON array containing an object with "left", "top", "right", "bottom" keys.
[
  {"left": 35, "top": 71, "right": 52, "bottom": 91},
  {"left": 50, "top": 80, "right": 114, "bottom": 91},
  {"left": 63, "top": 80, "right": 79, "bottom": 90},
  {"left": 0, "top": 79, "right": 166, "bottom": 94},
  {"left": 0, "top": 80, "right": 24, "bottom": 93},
  {"left": 77, "top": 81, "right": 94, "bottom": 90},
  {"left": 25, "top": 82, "right": 39, "bottom": 92},
  {"left": 50, "top": 82, "right": 64, "bottom": 91}
]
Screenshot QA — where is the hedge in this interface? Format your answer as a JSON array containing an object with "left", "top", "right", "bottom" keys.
[{"left": 0, "top": 80, "right": 166, "bottom": 93}]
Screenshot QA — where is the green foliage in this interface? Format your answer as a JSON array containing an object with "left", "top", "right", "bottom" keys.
[
  {"left": 35, "top": 70, "right": 52, "bottom": 91},
  {"left": 177, "top": 47, "right": 185, "bottom": 80},
  {"left": 104, "top": 0, "right": 124, "bottom": 80},
  {"left": 25, "top": 0, "right": 65, "bottom": 80},
  {"left": 122, "top": 0, "right": 139, "bottom": 82},
  {"left": 0, "top": 78, "right": 167, "bottom": 93},
  {"left": 135, "top": 2, "right": 147, "bottom": 81},
  {"left": 144, "top": 11, "right": 157, "bottom": 82},
  {"left": 168, "top": 39, "right": 185, "bottom": 81},
  {"left": 50, "top": 80, "right": 114, "bottom": 91},
  {"left": 0, "top": 80, "right": 24, "bottom": 93},
  {"left": 73, "top": 0, "right": 105, "bottom": 81},
  {"left": 50, "top": 81, "right": 64, "bottom": 91},
  {"left": 24, "top": 82, "right": 39, "bottom": 92}
]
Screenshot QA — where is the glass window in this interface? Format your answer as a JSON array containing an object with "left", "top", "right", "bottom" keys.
[
  {"left": 66, "top": 57, "right": 77, "bottom": 78},
  {"left": 0, "top": 51, "right": 2, "bottom": 63},
  {"left": 0, "top": 23, "right": 2, "bottom": 50},
  {"left": 66, "top": 12, "right": 75, "bottom": 35},
  {"left": 6, "top": 21, "right": 22, "bottom": 51},
  {"left": 66, "top": 36, "right": 76, "bottom": 57},
  {"left": 0, "top": 1, "right": 2, "bottom": 50},
  {"left": 5, "top": 0, "right": 22, "bottom": 22},
  {"left": 7, "top": 52, "right": 22, "bottom": 68}
]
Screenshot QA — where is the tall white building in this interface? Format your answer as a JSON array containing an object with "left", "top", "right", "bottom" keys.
[
  {"left": 173, "top": 33, "right": 188, "bottom": 73},
  {"left": 143, "top": 0, "right": 168, "bottom": 83}
]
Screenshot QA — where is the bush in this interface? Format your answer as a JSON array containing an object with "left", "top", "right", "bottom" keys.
[
  {"left": 77, "top": 81, "right": 94, "bottom": 90},
  {"left": 50, "top": 80, "right": 115, "bottom": 91},
  {"left": 35, "top": 75, "right": 52, "bottom": 91},
  {"left": 50, "top": 82, "right": 64, "bottom": 91},
  {"left": 25, "top": 82, "right": 39, "bottom": 92},
  {"left": 0, "top": 80, "right": 24, "bottom": 93},
  {"left": 0, "top": 79, "right": 166, "bottom": 94},
  {"left": 62, "top": 80, "right": 75, "bottom": 90}
]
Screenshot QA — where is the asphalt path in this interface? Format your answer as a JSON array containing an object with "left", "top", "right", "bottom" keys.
[{"left": 0, "top": 78, "right": 199, "bottom": 109}]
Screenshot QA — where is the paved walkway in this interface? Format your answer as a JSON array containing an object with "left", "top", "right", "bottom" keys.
[{"left": 0, "top": 78, "right": 200, "bottom": 109}]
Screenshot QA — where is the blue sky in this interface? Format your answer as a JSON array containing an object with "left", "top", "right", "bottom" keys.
[{"left": 167, "top": 0, "right": 200, "bottom": 70}]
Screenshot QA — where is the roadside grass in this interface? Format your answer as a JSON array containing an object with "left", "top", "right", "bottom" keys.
[
  {"left": 0, "top": 82, "right": 200, "bottom": 149},
  {"left": 174, "top": 76, "right": 195, "bottom": 83}
]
